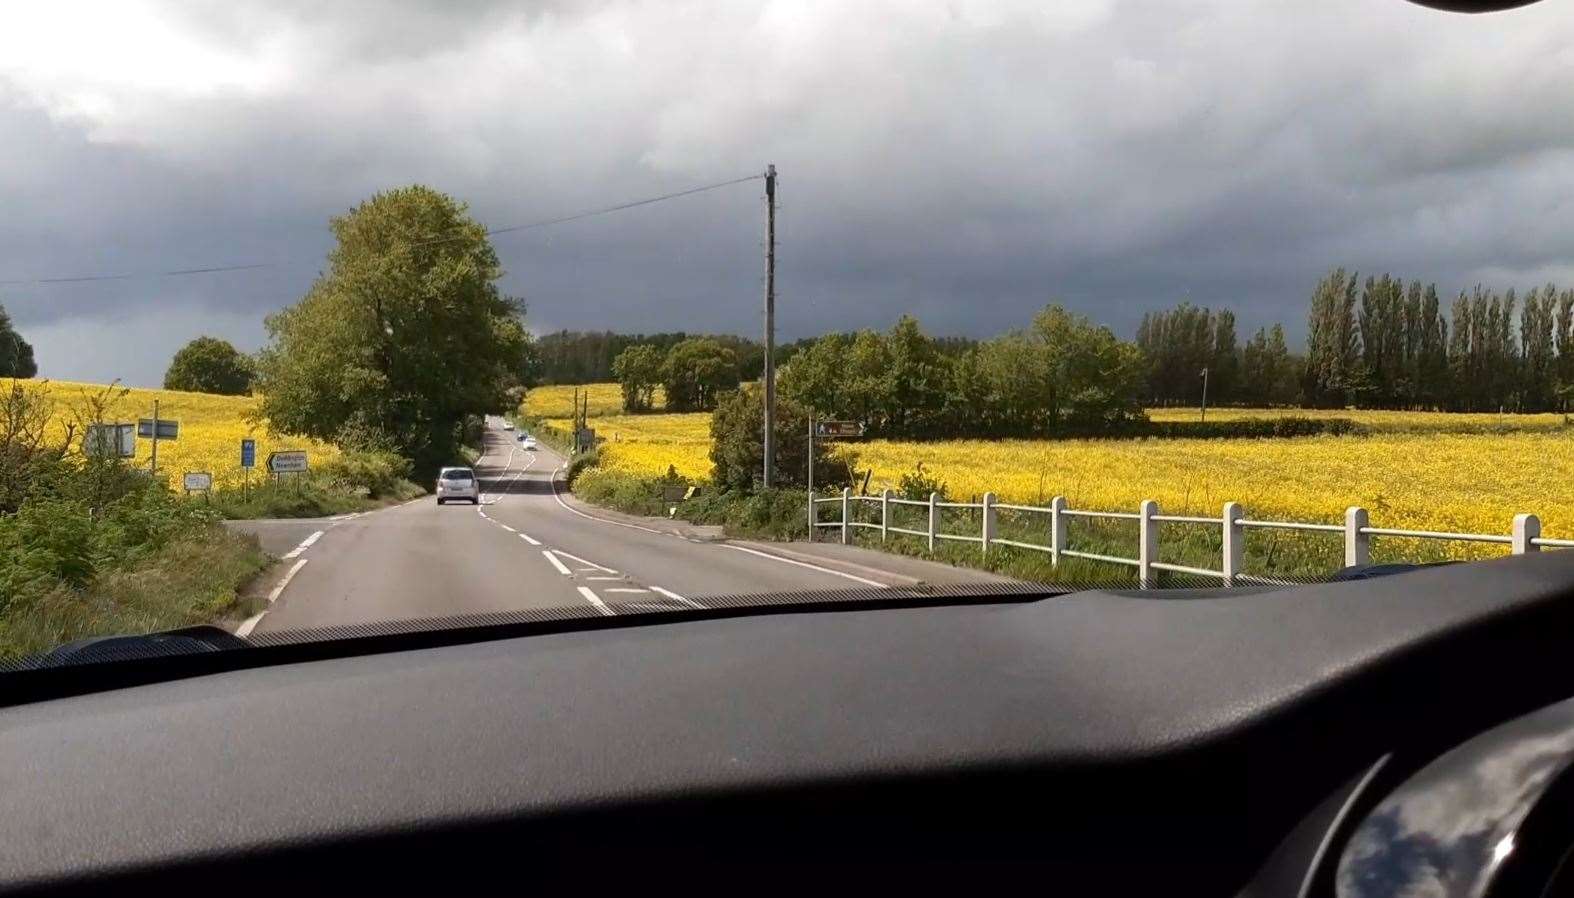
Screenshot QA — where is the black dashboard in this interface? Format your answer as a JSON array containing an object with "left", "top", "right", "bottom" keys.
[{"left": 5, "top": 553, "right": 1574, "bottom": 894}]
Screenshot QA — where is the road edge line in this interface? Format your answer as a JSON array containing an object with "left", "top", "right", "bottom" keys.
[
  {"left": 720, "top": 544, "right": 890, "bottom": 588},
  {"left": 650, "top": 585, "right": 705, "bottom": 609}
]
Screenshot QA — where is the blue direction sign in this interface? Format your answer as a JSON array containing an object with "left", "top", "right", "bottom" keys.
[{"left": 240, "top": 439, "right": 256, "bottom": 469}]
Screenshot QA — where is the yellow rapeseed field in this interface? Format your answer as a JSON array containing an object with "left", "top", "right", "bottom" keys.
[
  {"left": 544, "top": 413, "right": 713, "bottom": 480},
  {"left": 532, "top": 385, "right": 1571, "bottom": 540},
  {"left": 1146, "top": 406, "right": 1568, "bottom": 433},
  {"left": 13, "top": 379, "right": 339, "bottom": 492},
  {"left": 524, "top": 383, "right": 667, "bottom": 419}
]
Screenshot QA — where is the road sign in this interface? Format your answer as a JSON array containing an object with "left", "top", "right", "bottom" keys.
[
  {"left": 240, "top": 439, "right": 256, "bottom": 468},
  {"left": 85, "top": 423, "right": 136, "bottom": 458},
  {"left": 577, "top": 427, "right": 596, "bottom": 449},
  {"left": 182, "top": 472, "right": 213, "bottom": 492},
  {"left": 137, "top": 418, "right": 179, "bottom": 440},
  {"left": 814, "top": 420, "right": 866, "bottom": 438},
  {"left": 267, "top": 450, "right": 309, "bottom": 473}
]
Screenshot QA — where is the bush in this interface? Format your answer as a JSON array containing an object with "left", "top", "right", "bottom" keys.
[
  {"left": 709, "top": 385, "right": 849, "bottom": 492},
  {"left": 897, "top": 463, "right": 948, "bottom": 501},
  {"left": 1137, "top": 416, "right": 1362, "bottom": 440},
  {"left": 318, "top": 449, "right": 415, "bottom": 498}
]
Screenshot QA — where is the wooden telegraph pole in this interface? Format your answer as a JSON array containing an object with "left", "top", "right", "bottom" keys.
[{"left": 762, "top": 164, "right": 777, "bottom": 488}]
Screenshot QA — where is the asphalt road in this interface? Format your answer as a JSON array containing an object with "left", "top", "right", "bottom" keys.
[{"left": 230, "top": 420, "right": 1009, "bottom": 636}]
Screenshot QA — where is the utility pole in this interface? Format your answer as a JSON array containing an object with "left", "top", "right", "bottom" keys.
[
  {"left": 762, "top": 163, "right": 777, "bottom": 489},
  {"left": 1200, "top": 367, "right": 1210, "bottom": 424}
]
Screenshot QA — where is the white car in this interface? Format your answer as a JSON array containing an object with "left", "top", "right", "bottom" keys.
[
  {"left": 435, "top": 466, "right": 480, "bottom": 505},
  {"left": 503, "top": 422, "right": 515, "bottom": 431},
  {"left": 522, "top": 436, "right": 538, "bottom": 451}
]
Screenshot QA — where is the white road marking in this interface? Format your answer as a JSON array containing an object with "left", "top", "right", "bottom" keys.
[
  {"left": 234, "top": 611, "right": 267, "bottom": 639},
  {"left": 604, "top": 587, "right": 650, "bottom": 593},
  {"left": 518, "top": 533, "right": 541, "bottom": 546},
  {"left": 281, "top": 530, "right": 323, "bottom": 560},
  {"left": 268, "top": 558, "right": 311, "bottom": 603},
  {"left": 650, "top": 585, "right": 706, "bottom": 609},
  {"left": 720, "top": 544, "right": 890, "bottom": 588},
  {"left": 576, "top": 585, "right": 615, "bottom": 616},
  {"left": 499, "top": 524, "right": 517, "bottom": 533},
  {"left": 552, "top": 549, "right": 618, "bottom": 574},
  {"left": 585, "top": 575, "right": 621, "bottom": 580},
  {"left": 547, "top": 459, "right": 666, "bottom": 535},
  {"left": 542, "top": 550, "right": 573, "bottom": 576}
]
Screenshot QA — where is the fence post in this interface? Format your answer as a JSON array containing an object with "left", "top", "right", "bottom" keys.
[
  {"left": 1345, "top": 506, "right": 1370, "bottom": 567},
  {"left": 881, "top": 489, "right": 892, "bottom": 543},
  {"left": 927, "top": 492, "right": 939, "bottom": 551},
  {"left": 1139, "top": 500, "right": 1158, "bottom": 589},
  {"left": 1222, "top": 501, "right": 1243, "bottom": 587},
  {"left": 1513, "top": 513, "right": 1541, "bottom": 554},
  {"left": 981, "top": 492, "right": 997, "bottom": 556},
  {"left": 841, "top": 487, "right": 851, "bottom": 546},
  {"left": 1050, "top": 496, "right": 1067, "bottom": 567}
]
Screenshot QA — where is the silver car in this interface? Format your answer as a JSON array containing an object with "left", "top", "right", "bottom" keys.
[{"left": 435, "top": 466, "right": 480, "bottom": 505}]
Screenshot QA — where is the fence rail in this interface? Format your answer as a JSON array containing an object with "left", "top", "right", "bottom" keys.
[{"left": 808, "top": 487, "right": 1561, "bottom": 588}]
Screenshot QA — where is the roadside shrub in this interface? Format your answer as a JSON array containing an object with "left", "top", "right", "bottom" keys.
[
  {"left": 897, "top": 463, "right": 948, "bottom": 501},
  {"left": 318, "top": 448, "right": 415, "bottom": 498},
  {"left": 709, "top": 385, "right": 848, "bottom": 492},
  {"left": 566, "top": 448, "right": 602, "bottom": 486}
]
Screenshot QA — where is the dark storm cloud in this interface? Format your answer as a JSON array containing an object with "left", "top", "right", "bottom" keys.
[{"left": 2, "top": 0, "right": 1572, "bottom": 385}]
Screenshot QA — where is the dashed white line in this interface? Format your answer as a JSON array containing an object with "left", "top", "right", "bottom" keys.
[
  {"left": 518, "top": 533, "right": 541, "bottom": 546},
  {"left": 551, "top": 549, "right": 618, "bottom": 574},
  {"left": 576, "top": 585, "right": 615, "bottom": 616},
  {"left": 650, "top": 585, "right": 706, "bottom": 609},
  {"left": 281, "top": 530, "right": 323, "bottom": 560},
  {"left": 542, "top": 550, "right": 573, "bottom": 576},
  {"left": 604, "top": 587, "right": 650, "bottom": 593},
  {"left": 268, "top": 558, "right": 311, "bottom": 603},
  {"left": 499, "top": 524, "right": 517, "bottom": 533},
  {"left": 585, "top": 575, "right": 621, "bottom": 581},
  {"left": 720, "top": 544, "right": 890, "bottom": 588}
]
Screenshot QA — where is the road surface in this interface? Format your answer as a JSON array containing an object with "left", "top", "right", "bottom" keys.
[{"left": 230, "top": 420, "right": 1009, "bottom": 636}]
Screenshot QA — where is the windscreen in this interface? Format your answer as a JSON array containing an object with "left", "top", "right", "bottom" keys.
[{"left": 0, "top": 0, "right": 1567, "bottom": 670}]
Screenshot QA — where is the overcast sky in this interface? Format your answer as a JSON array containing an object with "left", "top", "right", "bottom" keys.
[{"left": 2, "top": 0, "right": 1572, "bottom": 386}]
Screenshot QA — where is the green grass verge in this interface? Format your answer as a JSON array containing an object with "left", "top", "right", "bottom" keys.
[
  {"left": 209, "top": 476, "right": 425, "bottom": 520},
  {"left": 0, "top": 524, "right": 269, "bottom": 662}
]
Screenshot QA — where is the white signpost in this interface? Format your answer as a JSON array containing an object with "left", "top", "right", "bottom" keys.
[
  {"left": 182, "top": 472, "right": 213, "bottom": 493},
  {"left": 267, "top": 450, "right": 309, "bottom": 475}
]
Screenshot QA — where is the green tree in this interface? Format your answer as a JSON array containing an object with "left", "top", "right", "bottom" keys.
[
  {"left": 254, "top": 185, "right": 535, "bottom": 474},
  {"left": 611, "top": 344, "right": 663, "bottom": 412},
  {"left": 883, "top": 315, "right": 948, "bottom": 434},
  {"left": 162, "top": 336, "right": 253, "bottom": 395},
  {"left": 778, "top": 332, "right": 851, "bottom": 418},
  {"left": 1303, "top": 268, "right": 1361, "bottom": 407},
  {"left": 708, "top": 384, "right": 844, "bottom": 492},
  {"left": 662, "top": 338, "right": 738, "bottom": 411},
  {"left": 0, "top": 303, "right": 38, "bottom": 378},
  {"left": 1031, "top": 304, "right": 1146, "bottom": 431}
]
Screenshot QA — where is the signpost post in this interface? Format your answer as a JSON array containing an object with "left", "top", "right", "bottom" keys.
[
  {"left": 806, "top": 419, "right": 866, "bottom": 542},
  {"left": 137, "top": 401, "right": 179, "bottom": 476},
  {"left": 240, "top": 439, "right": 256, "bottom": 496}
]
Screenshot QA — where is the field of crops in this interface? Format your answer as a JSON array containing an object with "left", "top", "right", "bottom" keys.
[
  {"left": 1147, "top": 406, "right": 1568, "bottom": 433},
  {"left": 524, "top": 383, "right": 668, "bottom": 420},
  {"left": 530, "top": 385, "right": 1572, "bottom": 540},
  {"left": 543, "top": 413, "right": 713, "bottom": 481},
  {"left": 14, "top": 379, "right": 339, "bottom": 491}
]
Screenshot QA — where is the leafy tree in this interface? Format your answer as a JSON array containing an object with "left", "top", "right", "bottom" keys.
[
  {"left": 254, "top": 185, "right": 535, "bottom": 474},
  {"left": 0, "top": 303, "right": 38, "bottom": 378},
  {"left": 1303, "top": 268, "right": 1361, "bottom": 407},
  {"left": 163, "top": 336, "right": 253, "bottom": 395},
  {"left": 611, "top": 344, "right": 663, "bottom": 412},
  {"left": 1031, "top": 304, "right": 1147, "bottom": 431},
  {"left": 779, "top": 332, "right": 852, "bottom": 418},
  {"left": 662, "top": 338, "right": 738, "bottom": 411},
  {"left": 883, "top": 315, "right": 948, "bottom": 433},
  {"left": 709, "top": 384, "right": 845, "bottom": 492}
]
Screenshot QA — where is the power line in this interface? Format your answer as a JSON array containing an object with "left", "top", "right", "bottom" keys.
[{"left": 0, "top": 173, "right": 766, "bottom": 287}]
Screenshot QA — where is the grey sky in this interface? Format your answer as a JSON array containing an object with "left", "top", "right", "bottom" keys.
[{"left": 2, "top": 0, "right": 1571, "bottom": 386}]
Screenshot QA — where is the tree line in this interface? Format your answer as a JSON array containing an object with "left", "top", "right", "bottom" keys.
[{"left": 0, "top": 304, "right": 38, "bottom": 378}]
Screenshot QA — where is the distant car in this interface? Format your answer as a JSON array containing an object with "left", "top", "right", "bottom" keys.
[
  {"left": 503, "top": 423, "right": 515, "bottom": 431},
  {"left": 435, "top": 466, "right": 479, "bottom": 505},
  {"left": 522, "top": 436, "right": 538, "bottom": 451}
]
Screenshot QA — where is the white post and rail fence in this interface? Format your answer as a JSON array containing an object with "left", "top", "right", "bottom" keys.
[{"left": 810, "top": 489, "right": 1571, "bottom": 587}]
